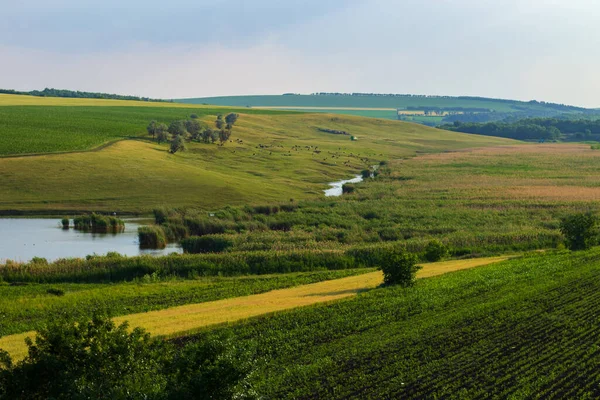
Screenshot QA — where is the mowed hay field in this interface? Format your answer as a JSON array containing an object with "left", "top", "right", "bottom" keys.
[
  {"left": 0, "top": 94, "right": 515, "bottom": 213},
  {"left": 0, "top": 256, "right": 508, "bottom": 361}
]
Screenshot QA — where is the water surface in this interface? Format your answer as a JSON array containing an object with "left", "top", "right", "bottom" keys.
[
  {"left": 0, "top": 218, "right": 182, "bottom": 263},
  {"left": 324, "top": 175, "right": 363, "bottom": 196}
]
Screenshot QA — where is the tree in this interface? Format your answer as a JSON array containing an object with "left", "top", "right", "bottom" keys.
[
  {"left": 201, "top": 128, "right": 213, "bottom": 144},
  {"left": 0, "top": 315, "right": 257, "bottom": 400},
  {"left": 225, "top": 113, "right": 238, "bottom": 127},
  {"left": 156, "top": 125, "right": 169, "bottom": 143},
  {"left": 379, "top": 248, "right": 420, "bottom": 287},
  {"left": 218, "top": 129, "right": 231, "bottom": 145},
  {"left": 185, "top": 119, "right": 202, "bottom": 140},
  {"left": 215, "top": 115, "right": 225, "bottom": 130},
  {"left": 170, "top": 135, "right": 186, "bottom": 154},
  {"left": 0, "top": 315, "right": 168, "bottom": 399},
  {"left": 190, "top": 113, "right": 199, "bottom": 119},
  {"left": 560, "top": 212, "right": 599, "bottom": 250},
  {"left": 210, "top": 130, "right": 219, "bottom": 144},
  {"left": 147, "top": 120, "right": 158, "bottom": 138},
  {"left": 168, "top": 120, "right": 188, "bottom": 137}
]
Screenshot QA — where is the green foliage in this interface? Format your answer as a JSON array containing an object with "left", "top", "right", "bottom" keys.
[
  {"left": 424, "top": 239, "right": 449, "bottom": 262},
  {"left": 138, "top": 226, "right": 167, "bottom": 249},
  {"left": 181, "top": 236, "right": 234, "bottom": 254},
  {"left": 185, "top": 119, "right": 202, "bottom": 139},
  {"left": 0, "top": 315, "right": 256, "bottom": 399},
  {"left": 215, "top": 114, "right": 225, "bottom": 130},
  {"left": 190, "top": 114, "right": 199, "bottom": 119},
  {"left": 61, "top": 217, "right": 69, "bottom": 229},
  {"left": 170, "top": 135, "right": 186, "bottom": 154},
  {"left": 224, "top": 113, "right": 239, "bottom": 127},
  {"left": 73, "top": 213, "right": 124, "bottom": 233},
  {"left": 0, "top": 314, "right": 168, "bottom": 399},
  {"left": 379, "top": 248, "right": 420, "bottom": 286},
  {"left": 361, "top": 169, "right": 371, "bottom": 179},
  {"left": 341, "top": 183, "right": 355, "bottom": 194},
  {"left": 218, "top": 129, "right": 231, "bottom": 144},
  {"left": 168, "top": 120, "right": 188, "bottom": 137},
  {"left": 46, "top": 288, "right": 65, "bottom": 296},
  {"left": 559, "top": 212, "right": 599, "bottom": 250}
]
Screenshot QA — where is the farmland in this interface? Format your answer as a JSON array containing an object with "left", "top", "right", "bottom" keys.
[{"left": 195, "top": 249, "right": 600, "bottom": 398}]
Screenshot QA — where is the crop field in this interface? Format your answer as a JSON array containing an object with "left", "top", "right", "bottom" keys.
[
  {"left": 191, "top": 249, "right": 600, "bottom": 399},
  {"left": 0, "top": 256, "right": 507, "bottom": 361},
  {"left": 0, "top": 95, "right": 514, "bottom": 213}
]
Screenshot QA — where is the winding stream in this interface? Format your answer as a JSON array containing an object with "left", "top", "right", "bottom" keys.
[{"left": 323, "top": 175, "right": 363, "bottom": 197}]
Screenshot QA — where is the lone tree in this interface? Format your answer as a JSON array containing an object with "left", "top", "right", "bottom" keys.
[
  {"left": 147, "top": 120, "right": 158, "bottom": 138},
  {"left": 170, "top": 135, "right": 186, "bottom": 154},
  {"left": 215, "top": 114, "right": 225, "bottom": 130},
  {"left": 379, "top": 248, "right": 421, "bottom": 287},
  {"left": 560, "top": 211, "right": 599, "bottom": 250}
]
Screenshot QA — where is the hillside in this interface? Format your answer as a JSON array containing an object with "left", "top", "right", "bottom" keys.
[
  {"left": 0, "top": 94, "right": 515, "bottom": 213},
  {"left": 177, "top": 93, "right": 591, "bottom": 125}
]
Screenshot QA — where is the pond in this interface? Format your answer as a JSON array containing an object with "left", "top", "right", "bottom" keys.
[
  {"left": 324, "top": 175, "right": 363, "bottom": 197},
  {"left": 0, "top": 218, "right": 182, "bottom": 263}
]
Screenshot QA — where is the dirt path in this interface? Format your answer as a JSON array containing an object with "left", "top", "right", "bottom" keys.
[{"left": 0, "top": 256, "right": 510, "bottom": 360}]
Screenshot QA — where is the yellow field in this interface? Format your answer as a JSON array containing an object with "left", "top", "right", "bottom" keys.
[
  {"left": 0, "top": 93, "right": 221, "bottom": 108},
  {"left": 0, "top": 256, "right": 509, "bottom": 361}
]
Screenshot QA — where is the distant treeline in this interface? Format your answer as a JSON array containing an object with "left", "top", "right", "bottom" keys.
[
  {"left": 311, "top": 92, "right": 587, "bottom": 112},
  {"left": 440, "top": 117, "right": 600, "bottom": 141},
  {"left": 0, "top": 88, "right": 169, "bottom": 102}
]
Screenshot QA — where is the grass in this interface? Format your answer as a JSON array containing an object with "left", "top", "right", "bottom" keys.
[
  {"left": 0, "top": 255, "right": 507, "bottom": 361},
  {"left": 185, "top": 248, "right": 600, "bottom": 398},
  {"left": 0, "top": 101, "right": 515, "bottom": 213}
]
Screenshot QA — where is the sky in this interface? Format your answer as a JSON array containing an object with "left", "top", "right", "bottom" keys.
[{"left": 1, "top": 0, "right": 599, "bottom": 107}]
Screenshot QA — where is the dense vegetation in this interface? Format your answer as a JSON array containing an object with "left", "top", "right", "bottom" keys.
[
  {"left": 190, "top": 249, "right": 600, "bottom": 398},
  {"left": 440, "top": 117, "right": 600, "bottom": 141},
  {"left": 0, "top": 315, "right": 256, "bottom": 399}
]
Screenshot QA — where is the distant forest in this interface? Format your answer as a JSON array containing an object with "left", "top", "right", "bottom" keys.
[
  {"left": 0, "top": 88, "right": 168, "bottom": 102},
  {"left": 440, "top": 118, "right": 600, "bottom": 141}
]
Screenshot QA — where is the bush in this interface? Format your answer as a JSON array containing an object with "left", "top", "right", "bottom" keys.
[
  {"left": 342, "top": 184, "right": 355, "bottom": 194},
  {"left": 138, "top": 226, "right": 167, "bottom": 249},
  {"left": 30, "top": 257, "right": 48, "bottom": 265},
  {"left": 46, "top": 288, "right": 65, "bottom": 296},
  {"left": 181, "top": 236, "right": 234, "bottom": 254},
  {"left": 361, "top": 169, "right": 371, "bottom": 179},
  {"left": 379, "top": 248, "right": 421, "bottom": 287},
  {"left": 424, "top": 240, "right": 449, "bottom": 262},
  {"left": 61, "top": 218, "right": 69, "bottom": 229},
  {"left": 560, "top": 212, "right": 599, "bottom": 250},
  {"left": 0, "top": 315, "right": 257, "bottom": 399}
]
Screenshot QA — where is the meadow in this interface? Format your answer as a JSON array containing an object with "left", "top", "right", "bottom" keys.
[{"left": 0, "top": 94, "right": 514, "bottom": 213}]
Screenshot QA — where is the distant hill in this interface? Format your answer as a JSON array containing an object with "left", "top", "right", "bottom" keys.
[{"left": 177, "top": 93, "right": 594, "bottom": 126}]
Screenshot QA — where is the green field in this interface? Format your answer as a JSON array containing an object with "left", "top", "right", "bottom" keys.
[
  {"left": 195, "top": 249, "right": 600, "bottom": 398},
  {"left": 0, "top": 95, "right": 514, "bottom": 213}
]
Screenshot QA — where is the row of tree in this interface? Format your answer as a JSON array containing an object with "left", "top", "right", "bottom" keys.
[
  {"left": 439, "top": 117, "right": 600, "bottom": 141},
  {"left": 0, "top": 87, "right": 167, "bottom": 102},
  {"left": 147, "top": 113, "right": 239, "bottom": 154}
]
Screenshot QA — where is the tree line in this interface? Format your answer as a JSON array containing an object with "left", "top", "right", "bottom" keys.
[
  {"left": 147, "top": 113, "right": 239, "bottom": 154},
  {"left": 439, "top": 117, "right": 600, "bottom": 141},
  {"left": 0, "top": 87, "right": 168, "bottom": 102}
]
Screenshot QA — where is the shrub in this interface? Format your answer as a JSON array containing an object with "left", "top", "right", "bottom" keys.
[
  {"left": 190, "top": 113, "right": 199, "bottom": 119},
  {"left": 30, "top": 257, "right": 48, "bottom": 265},
  {"left": 361, "top": 169, "right": 371, "bottom": 179},
  {"left": 560, "top": 212, "right": 599, "bottom": 250},
  {"left": 46, "top": 288, "right": 65, "bottom": 296},
  {"left": 379, "top": 248, "right": 420, "bottom": 287},
  {"left": 61, "top": 218, "right": 69, "bottom": 229},
  {"left": 181, "top": 236, "right": 234, "bottom": 254},
  {"left": 162, "top": 222, "right": 189, "bottom": 241},
  {"left": 342, "top": 184, "right": 355, "bottom": 194},
  {"left": 138, "top": 226, "right": 167, "bottom": 249},
  {"left": 424, "top": 239, "right": 449, "bottom": 262}
]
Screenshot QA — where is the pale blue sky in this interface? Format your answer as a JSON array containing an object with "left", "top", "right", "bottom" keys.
[{"left": 1, "top": 0, "right": 599, "bottom": 106}]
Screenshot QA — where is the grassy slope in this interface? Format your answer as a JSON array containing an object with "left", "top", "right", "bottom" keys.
[
  {"left": 0, "top": 97, "right": 516, "bottom": 213},
  {"left": 177, "top": 94, "right": 565, "bottom": 113},
  {"left": 196, "top": 249, "right": 600, "bottom": 399}
]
